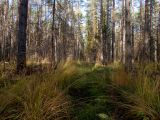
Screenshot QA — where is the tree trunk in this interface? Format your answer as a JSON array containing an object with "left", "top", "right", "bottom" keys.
[
  {"left": 158, "top": 0, "right": 160, "bottom": 62},
  {"left": 125, "top": 0, "right": 132, "bottom": 71},
  {"left": 122, "top": 0, "right": 126, "bottom": 64},
  {"left": 106, "top": 0, "right": 111, "bottom": 63},
  {"left": 97, "top": 0, "right": 103, "bottom": 64},
  {"left": 102, "top": 0, "right": 108, "bottom": 64},
  {"left": 149, "top": 0, "right": 155, "bottom": 62},
  {"left": 51, "top": 0, "right": 56, "bottom": 67},
  {"left": 143, "top": 0, "right": 150, "bottom": 62},
  {"left": 112, "top": 0, "right": 115, "bottom": 62},
  {"left": 131, "top": 0, "right": 134, "bottom": 63},
  {"left": 17, "top": 0, "right": 28, "bottom": 72}
]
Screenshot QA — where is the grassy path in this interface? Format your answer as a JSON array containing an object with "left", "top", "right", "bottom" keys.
[
  {"left": 60, "top": 63, "right": 119, "bottom": 120},
  {"left": 0, "top": 62, "right": 159, "bottom": 120}
]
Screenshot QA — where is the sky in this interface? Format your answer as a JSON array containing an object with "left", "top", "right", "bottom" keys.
[
  {"left": 8, "top": 0, "right": 87, "bottom": 16},
  {"left": 7, "top": 0, "right": 141, "bottom": 28}
]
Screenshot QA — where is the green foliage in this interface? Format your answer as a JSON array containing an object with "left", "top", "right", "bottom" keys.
[{"left": 68, "top": 64, "right": 113, "bottom": 120}]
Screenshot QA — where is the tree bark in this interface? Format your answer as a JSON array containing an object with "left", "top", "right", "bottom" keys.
[
  {"left": 51, "top": 0, "right": 56, "bottom": 67},
  {"left": 122, "top": 0, "right": 126, "bottom": 64},
  {"left": 131, "top": 0, "right": 134, "bottom": 63},
  {"left": 158, "top": 0, "right": 160, "bottom": 62},
  {"left": 125, "top": 0, "right": 132, "bottom": 71},
  {"left": 17, "top": 0, "right": 28, "bottom": 72},
  {"left": 149, "top": 0, "right": 155, "bottom": 62},
  {"left": 112, "top": 0, "right": 115, "bottom": 62},
  {"left": 143, "top": 0, "right": 150, "bottom": 62}
]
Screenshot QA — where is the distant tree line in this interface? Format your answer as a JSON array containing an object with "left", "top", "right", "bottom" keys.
[
  {"left": 0, "top": 0, "right": 159, "bottom": 72},
  {"left": 85, "top": 0, "right": 160, "bottom": 70},
  {"left": 0, "top": 0, "right": 84, "bottom": 72}
]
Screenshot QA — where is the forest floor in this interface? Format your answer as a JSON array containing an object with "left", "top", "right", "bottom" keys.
[{"left": 0, "top": 61, "right": 160, "bottom": 120}]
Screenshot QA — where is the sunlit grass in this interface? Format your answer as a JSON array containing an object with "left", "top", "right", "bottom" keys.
[
  {"left": 0, "top": 60, "right": 80, "bottom": 120},
  {"left": 0, "top": 74, "right": 71, "bottom": 120},
  {"left": 0, "top": 61, "right": 160, "bottom": 120},
  {"left": 0, "top": 60, "right": 103, "bottom": 120},
  {"left": 111, "top": 63, "right": 160, "bottom": 120}
]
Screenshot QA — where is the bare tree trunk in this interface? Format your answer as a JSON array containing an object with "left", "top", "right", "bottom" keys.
[
  {"left": 158, "top": 0, "right": 160, "bottom": 62},
  {"left": 131, "top": 0, "right": 134, "bottom": 64},
  {"left": 143, "top": 0, "right": 150, "bottom": 62},
  {"left": 112, "top": 0, "right": 115, "bottom": 62},
  {"left": 102, "top": 0, "right": 108, "bottom": 64},
  {"left": 122, "top": 0, "right": 126, "bottom": 64},
  {"left": 149, "top": 0, "right": 155, "bottom": 62},
  {"left": 17, "top": 0, "right": 28, "bottom": 72},
  {"left": 0, "top": 5, "right": 2, "bottom": 61},
  {"left": 106, "top": 0, "right": 111, "bottom": 63},
  {"left": 138, "top": 0, "right": 143, "bottom": 62},
  {"left": 97, "top": 0, "right": 103, "bottom": 64},
  {"left": 51, "top": 0, "right": 56, "bottom": 67},
  {"left": 125, "top": 0, "right": 132, "bottom": 71}
]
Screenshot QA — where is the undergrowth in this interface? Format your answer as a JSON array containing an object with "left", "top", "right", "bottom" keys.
[
  {"left": 0, "top": 60, "right": 113, "bottom": 120},
  {"left": 0, "top": 61, "right": 78, "bottom": 120},
  {"left": 111, "top": 63, "right": 160, "bottom": 120},
  {"left": 0, "top": 61, "right": 160, "bottom": 120}
]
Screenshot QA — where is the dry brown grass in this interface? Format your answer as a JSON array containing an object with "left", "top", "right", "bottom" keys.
[
  {"left": 112, "top": 63, "right": 160, "bottom": 120},
  {"left": 112, "top": 68, "right": 129, "bottom": 87},
  {"left": 0, "top": 60, "right": 79, "bottom": 120}
]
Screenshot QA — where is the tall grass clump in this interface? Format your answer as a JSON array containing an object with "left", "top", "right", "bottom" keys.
[
  {"left": 111, "top": 64, "right": 134, "bottom": 91},
  {"left": 113, "top": 63, "right": 160, "bottom": 120},
  {"left": 0, "top": 60, "right": 92, "bottom": 120},
  {"left": 0, "top": 61, "right": 82, "bottom": 120}
]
